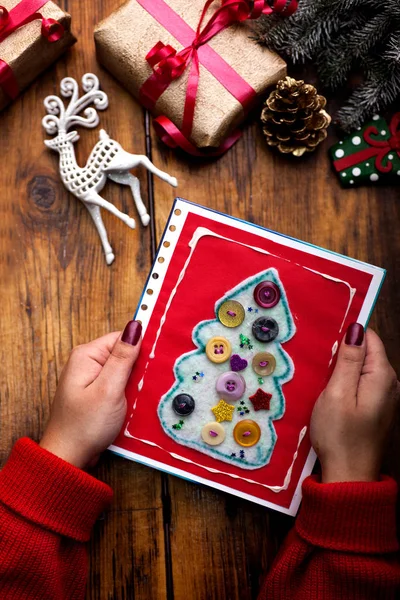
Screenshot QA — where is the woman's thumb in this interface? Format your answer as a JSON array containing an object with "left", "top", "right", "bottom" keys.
[
  {"left": 97, "top": 320, "right": 142, "bottom": 395},
  {"left": 326, "top": 323, "right": 366, "bottom": 397}
]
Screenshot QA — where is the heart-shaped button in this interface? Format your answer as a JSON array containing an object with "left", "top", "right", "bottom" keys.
[{"left": 230, "top": 354, "right": 248, "bottom": 372}]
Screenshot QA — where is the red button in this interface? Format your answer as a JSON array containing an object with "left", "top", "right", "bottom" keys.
[{"left": 253, "top": 281, "right": 281, "bottom": 308}]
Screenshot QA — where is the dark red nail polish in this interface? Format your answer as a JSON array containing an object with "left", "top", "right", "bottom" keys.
[
  {"left": 345, "top": 323, "right": 364, "bottom": 346},
  {"left": 122, "top": 320, "right": 142, "bottom": 346}
]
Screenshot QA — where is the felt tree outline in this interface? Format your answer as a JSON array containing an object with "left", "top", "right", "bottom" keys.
[{"left": 158, "top": 268, "right": 296, "bottom": 470}]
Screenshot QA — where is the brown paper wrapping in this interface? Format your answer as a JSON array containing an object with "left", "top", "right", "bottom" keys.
[
  {"left": 0, "top": 0, "right": 76, "bottom": 112},
  {"left": 94, "top": 0, "right": 286, "bottom": 149}
]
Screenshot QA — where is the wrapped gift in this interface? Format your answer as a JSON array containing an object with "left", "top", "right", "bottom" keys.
[
  {"left": 94, "top": 0, "right": 296, "bottom": 155},
  {"left": 0, "top": 0, "right": 76, "bottom": 112},
  {"left": 330, "top": 113, "right": 400, "bottom": 187}
]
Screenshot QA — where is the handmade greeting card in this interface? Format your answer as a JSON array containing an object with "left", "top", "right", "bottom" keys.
[{"left": 111, "top": 198, "right": 385, "bottom": 515}]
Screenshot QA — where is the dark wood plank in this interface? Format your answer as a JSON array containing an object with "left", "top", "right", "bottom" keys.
[
  {"left": 150, "top": 116, "right": 400, "bottom": 599},
  {"left": 0, "top": 1, "right": 167, "bottom": 598}
]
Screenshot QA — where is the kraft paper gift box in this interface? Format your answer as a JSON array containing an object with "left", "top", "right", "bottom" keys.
[
  {"left": 0, "top": 0, "right": 76, "bottom": 112},
  {"left": 94, "top": 0, "right": 287, "bottom": 152}
]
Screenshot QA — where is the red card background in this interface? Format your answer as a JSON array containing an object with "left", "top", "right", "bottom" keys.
[{"left": 114, "top": 212, "right": 373, "bottom": 510}]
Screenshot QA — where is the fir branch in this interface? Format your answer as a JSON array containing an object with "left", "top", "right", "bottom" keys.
[{"left": 256, "top": 0, "right": 400, "bottom": 130}]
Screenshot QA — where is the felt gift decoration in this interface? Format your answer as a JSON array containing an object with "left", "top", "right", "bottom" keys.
[
  {"left": 94, "top": 0, "right": 297, "bottom": 156},
  {"left": 330, "top": 113, "right": 400, "bottom": 187},
  {"left": 0, "top": 0, "right": 76, "bottom": 112},
  {"left": 158, "top": 268, "right": 296, "bottom": 470}
]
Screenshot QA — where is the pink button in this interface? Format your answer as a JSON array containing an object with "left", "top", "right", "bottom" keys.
[
  {"left": 253, "top": 281, "right": 281, "bottom": 309},
  {"left": 215, "top": 371, "right": 246, "bottom": 401}
]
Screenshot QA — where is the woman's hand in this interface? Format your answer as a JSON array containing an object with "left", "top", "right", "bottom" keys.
[
  {"left": 311, "top": 324, "right": 399, "bottom": 483},
  {"left": 40, "top": 320, "right": 142, "bottom": 469}
]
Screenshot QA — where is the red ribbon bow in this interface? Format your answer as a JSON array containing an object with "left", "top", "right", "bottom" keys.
[
  {"left": 138, "top": 0, "right": 298, "bottom": 156},
  {"left": 334, "top": 113, "right": 400, "bottom": 175},
  {"left": 0, "top": 0, "right": 64, "bottom": 101}
]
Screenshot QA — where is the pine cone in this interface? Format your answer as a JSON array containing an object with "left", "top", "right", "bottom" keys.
[{"left": 261, "top": 77, "right": 331, "bottom": 157}]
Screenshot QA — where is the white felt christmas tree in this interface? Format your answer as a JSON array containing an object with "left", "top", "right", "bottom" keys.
[{"left": 158, "top": 268, "right": 296, "bottom": 470}]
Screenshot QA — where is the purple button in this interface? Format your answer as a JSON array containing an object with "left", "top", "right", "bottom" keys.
[
  {"left": 215, "top": 371, "right": 246, "bottom": 401},
  {"left": 253, "top": 281, "right": 281, "bottom": 308}
]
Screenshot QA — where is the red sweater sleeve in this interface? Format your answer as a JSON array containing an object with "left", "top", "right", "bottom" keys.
[
  {"left": 0, "top": 438, "right": 113, "bottom": 600},
  {"left": 259, "top": 475, "right": 400, "bottom": 600}
]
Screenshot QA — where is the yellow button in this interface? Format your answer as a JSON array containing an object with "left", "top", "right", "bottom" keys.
[
  {"left": 233, "top": 420, "right": 261, "bottom": 447},
  {"left": 206, "top": 336, "right": 232, "bottom": 363},
  {"left": 252, "top": 352, "right": 276, "bottom": 377},
  {"left": 218, "top": 300, "right": 245, "bottom": 328},
  {"left": 201, "top": 422, "right": 226, "bottom": 446}
]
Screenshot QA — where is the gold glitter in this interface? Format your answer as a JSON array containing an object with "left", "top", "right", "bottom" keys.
[
  {"left": 218, "top": 300, "right": 245, "bottom": 328},
  {"left": 211, "top": 399, "right": 235, "bottom": 423}
]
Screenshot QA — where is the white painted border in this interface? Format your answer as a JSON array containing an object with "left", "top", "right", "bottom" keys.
[{"left": 111, "top": 198, "right": 385, "bottom": 517}]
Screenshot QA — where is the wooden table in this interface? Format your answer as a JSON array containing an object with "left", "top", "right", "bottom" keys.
[{"left": 1, "top": 2, "right": 399, "bottom": 599}]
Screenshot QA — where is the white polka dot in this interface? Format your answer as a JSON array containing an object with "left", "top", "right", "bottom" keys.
[
  {"left": 388, "top": 154, "right": 394, "bottom": 159},
  {"left": 366, "top": 163, "right": 370, "bottom": 166},
  {"left": 357, "top": 127, "right": 361, "bottom": 131},
  {"left": 339, "top": 141, "right": 343, "bottom": 145},
  {"left": 372, "top": 115, "right": 379, "bottom": 120},
  {"left": 349, "top": 180, "right": 354, "bottom": 184},
  {"left": 352, "top": 136, "right": 361, "bottom": 145},
  {"left": 370, "top": 173, "right": 379, "bottom": 182},
  {"left": 342, "top": 172, "right": 347, "bottom": 177},
  {"left": 381, "top": 130, "right": 386, "bottom": 135},
  {"left": 352, "top": 167, "right": 361, "bottom": 176},
  {"left": 335, "top": 149, "right": 345, "bottom": 158},
  {"left": 397, "top": 170, "right": 400, "bottom": 176}
]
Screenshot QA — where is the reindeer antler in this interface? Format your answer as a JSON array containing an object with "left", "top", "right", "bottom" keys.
[{"left": 42, "top": 73, "right": 109, "bottom": 135}]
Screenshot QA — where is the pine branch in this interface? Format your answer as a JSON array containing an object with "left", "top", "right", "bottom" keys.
[
  {"left": 336, "top": 65, "right": 400, "bottom": 131},
  {"left": 255, "top": 0, "right": 400, "bottom": 130}
]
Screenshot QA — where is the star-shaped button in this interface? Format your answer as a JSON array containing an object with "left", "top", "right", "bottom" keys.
[
  {"left": 249, "top": 388, "right": 272, "bottom": 411},
  {"left": 212, "top": 399, "right": 235, "bottom": 422}
]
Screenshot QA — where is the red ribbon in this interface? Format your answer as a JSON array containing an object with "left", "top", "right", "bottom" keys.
[
  {"left": 333, "top": 113, "right": 400, "bottom": 175},
  {"left": 0, "top": 0, "right": 64, "bottom": 100},
  {"left": 138, "top": 0, "right": 298, "bottom": 156}
]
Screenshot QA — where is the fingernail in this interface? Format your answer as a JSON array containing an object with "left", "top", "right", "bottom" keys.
[
  {"left": 121, "top": 320, "right": 142, "bottom": 346},
  {"left": 345, "top": 322, "right": 364, "bottom": 346}
]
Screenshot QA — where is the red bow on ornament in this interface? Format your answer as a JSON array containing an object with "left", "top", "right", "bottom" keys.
[
  {"left": 0, "top": 0, "right": 64, "bottom": 100},
  {"left": 138, "top": 0, "right": 298, "bottom": 155},
  {"left": 334, "top": 113, "right": 400, "bottom": 174}
]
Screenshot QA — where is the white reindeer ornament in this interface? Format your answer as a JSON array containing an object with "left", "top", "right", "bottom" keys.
[{"left": 42, "top": 73, "right": 178, "bottom": 265}]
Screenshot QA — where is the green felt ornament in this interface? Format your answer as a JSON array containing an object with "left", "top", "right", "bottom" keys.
[{"left": 330, "top": 114, "right": 400, "bottom": 188}]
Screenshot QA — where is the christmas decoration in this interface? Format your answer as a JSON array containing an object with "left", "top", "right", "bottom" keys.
[
  {"left": 42, "top": 73, "right": 178, "bottom": 265},
  {"left": 0, "top": 0, "right": 75, "bottom": 112},
  {"left": 256, "top": 0, "right": 400, "bottom": 132},
  {"left": 330, "top": 113, "right": 400, "bottom": 188},
  {"left": 158, "top": 268, "right": 296, "bottom": 470},
  {"left": 261, "top": 77, "right": 331, "bottom": 156},
  {"left": 94, "top": 0, "right": 297, "bottom": 156},
  {"left": 249, "top": 388, "right": 272, "bottom": 411}
]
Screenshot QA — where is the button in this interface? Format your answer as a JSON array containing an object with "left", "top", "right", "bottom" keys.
[
  {"left": 201, "top": 422, "right": 226, "bottom": 446},
  {"left": 252, "top": 352, "right": 276, "bottom": 376},
  {"left": 253, "top": 281, "right": 281, "bottom": 308},
  {"left": 252, "top": 317, "right": 279, "bottom": 343},
  {"left": 172, "top": 393, "right": 195, "bottom": 416},
  {"left": 218, "top": 300, "right": 245, "bottom": 328},
  {"left": 233, "top": 420, "right": 261, "bottom": 447},
  {"left": 215, "top": 372, "right": 246, "bottom": 401},
  {"left": 206, "top": 336, "right": 232, "bottom": 363}
]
